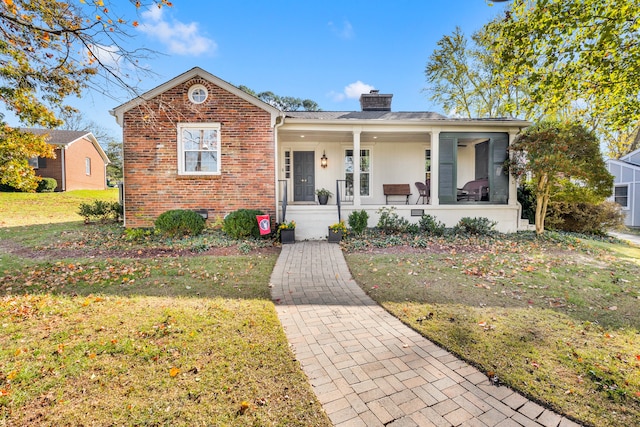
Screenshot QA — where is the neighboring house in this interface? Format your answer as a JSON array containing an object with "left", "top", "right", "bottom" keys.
[
  {"left": 111, "top": 67, "right": 530, "bottom": 239},
  {"left": 25, "top": 129, "right": 110, "bottom": 192},
  {"left": 606, "top": 147, "right": 640, "bottom": 227}
]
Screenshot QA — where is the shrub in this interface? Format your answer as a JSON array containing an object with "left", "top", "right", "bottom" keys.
[
  {"left": 124, "top": 227, "right": 154, "bottom": 241},
  {"left": 418, "top": 214, "right": 446, "bottom": 236},
  {"left": 545, "top": 201, "right": 625, "bottom": 235},
  {"left": 155, "top": 209, "right": 206, "bottom": 237},
  {"left": 348, "top": 210, "right": 369, "bottom": 234},
  {"left": 78, "top": 200, "right": 121, "bottom": 223},
  {"left": 376, "top": 207, "right": 410, "bottom": 234},
  {"left": 453, "top": 217, "right": 496, "bottom": 236},
  {"left": 222, "top": 209, "right": 265, "bottom": 239},
  {"left": 36, "top": 177, "right": 57, "bottom": 193}
]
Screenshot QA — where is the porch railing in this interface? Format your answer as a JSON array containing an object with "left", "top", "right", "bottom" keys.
[
  {"left": 336, "top": 179, "right": 353, "bottom": 222},
  {"left": 278, "top": 179, "right": 287, "bottom": 223}
]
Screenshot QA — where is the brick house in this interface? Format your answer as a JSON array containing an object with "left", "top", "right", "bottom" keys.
[
  {"left": 112, "top": 67, "right": 531, "bottom": 238},
  {"left": 25, "top": 129, "right": 110, "bottom": 191}
]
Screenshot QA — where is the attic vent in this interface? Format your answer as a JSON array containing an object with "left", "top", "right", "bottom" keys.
[{"left": 360, "top": 90, "right": 392, "bottom": 111}]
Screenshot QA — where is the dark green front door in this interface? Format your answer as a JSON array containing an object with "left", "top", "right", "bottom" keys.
[{"left": 293, "top": 151, "right": 315, "bottom": 202}]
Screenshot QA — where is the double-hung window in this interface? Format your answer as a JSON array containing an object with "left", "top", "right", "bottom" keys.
[
  {"left": 178, "top": 123, "right": 221, "bottom": 175},
  {"left": 614, "top": 185, "right": 628, "bottom": 208},
  {"left": 345, "top": 149, "right": 370, "bottom": 196}
]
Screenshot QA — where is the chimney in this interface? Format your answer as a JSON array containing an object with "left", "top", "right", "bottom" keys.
[{"left": 360, "top": 89, "right": 393, "bottom": 111}]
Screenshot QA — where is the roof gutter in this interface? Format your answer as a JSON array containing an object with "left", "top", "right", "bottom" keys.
[{"left": 273, "top": 112, "right": 286, "bottom": 222}]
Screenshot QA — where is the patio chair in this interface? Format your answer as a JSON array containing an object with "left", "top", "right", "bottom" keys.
[
  {"left": 457, "top": 178, "right": 489, "bottom": 201},
  {"left": 415, "top": 181, "right": 430, "bottom": 204}
]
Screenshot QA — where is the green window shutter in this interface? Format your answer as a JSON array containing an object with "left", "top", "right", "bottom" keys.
[
  {"left": 490, "top": 134, "right": 509, "bottom": 204},
  {"left": 439, "top": 134, "right": 457, "bottom": 204}
]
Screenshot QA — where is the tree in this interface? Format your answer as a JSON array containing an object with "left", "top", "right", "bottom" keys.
[
  {"left": 424, "top": 25, "right": 528, "bottom": 118},
  {"left": 488, "top": 0, "right": 640, "bottom": 134},
  {"left": 238, "top": 86, "right": 320, "bottom": 111},
  {"left": 0, "top": 0, "right": 169, "bottom": 190},
  {"left": 104, "top": 139, "right": 122, "bottom": 183},
  {"left": 509, "top": 121, "right": 613, "bottom": 234},
  {"left": 0, "top": 122, "right": 55, "bottom": 191},
  {"left": 602, "top": 124, "right": 640, "bottom": 159}
]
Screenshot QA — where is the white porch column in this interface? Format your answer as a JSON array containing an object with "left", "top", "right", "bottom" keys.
[
  {"left": 353, "top": 127, "right": 361, "bottom": 206},
  {"left": 508, "top": 129, "right": 518, "bottom": 206},
  {"left": 430, "top": 128, "right": 440, "bottom": 206}
]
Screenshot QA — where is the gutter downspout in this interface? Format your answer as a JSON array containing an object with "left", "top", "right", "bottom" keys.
[
  {"left": 60, "top": 147, "right": 66, "bottom": 191},
  {"left": 273, "top": 113, "right": 286, "bottom": 223}
]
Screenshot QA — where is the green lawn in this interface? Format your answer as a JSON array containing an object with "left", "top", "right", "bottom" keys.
[
  {"left": 0, "top": 189, "right": 118, "bottom": 227},
  {"left": 0, "top": 191, "right": 331, "bottom": 426}
]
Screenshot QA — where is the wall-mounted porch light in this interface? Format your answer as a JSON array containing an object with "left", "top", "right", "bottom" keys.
[{"left": 320, "top": 151, "right": 328, "bottom": 168}]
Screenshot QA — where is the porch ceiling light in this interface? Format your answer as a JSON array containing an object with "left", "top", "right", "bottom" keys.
[{"left": 320, "top": 151, "right": 328, "bottom": 168}]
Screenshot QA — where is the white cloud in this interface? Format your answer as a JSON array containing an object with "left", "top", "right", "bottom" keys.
[
  {"left": 138, "top": 7, "right": 216, "bottom": 56},
  {"left": 328, "top": 81, "right": 375, "bottom": 104},
  {"left": 328, "top": 20, "right": 354, "bottom": 39},
  {"left": 88, "top": 44, "right": 123, "bottom": 70},
  {"left": 344, "top": 81, "right": 375, "bottom": 99}
]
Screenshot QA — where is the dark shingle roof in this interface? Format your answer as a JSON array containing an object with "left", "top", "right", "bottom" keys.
[
  {"left": 284, "top": 111, "right": 448, "bottom": 120},
  {"left": 21, "top": 128, "right": 91, "bottom": 145}
]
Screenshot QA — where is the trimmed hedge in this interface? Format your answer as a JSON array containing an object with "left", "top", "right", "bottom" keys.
[
  {"left": 36, "top": 177, "right": 57, "bottom": 193},
  {"left": 154, "top": 209, "right": 206, "bottom": 237},
  {"left": 222, "top": 209, "right": 265, "bottom": 239}
]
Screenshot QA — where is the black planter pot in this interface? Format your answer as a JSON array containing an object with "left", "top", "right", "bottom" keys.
[
  {"left": 318, "top": 194, "right": 329, "bottom": 205},
  {"left": 328, "top": 228, "right": 343, "bottom": 243},
  {"left": 280, "top": 229, "right": 295, "bottom": 244}
]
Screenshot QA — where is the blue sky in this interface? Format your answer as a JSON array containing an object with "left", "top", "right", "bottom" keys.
[{"left": 5, "top": 0, "right": 508, "bottom": 138}]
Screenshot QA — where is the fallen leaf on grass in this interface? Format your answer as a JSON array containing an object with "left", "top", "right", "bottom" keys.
[
  {"left": 169, "top": 367, "right": 180, "bottom": 377},
  {"left": 238, "top": 400, "right": 250, "bottom": 414}
]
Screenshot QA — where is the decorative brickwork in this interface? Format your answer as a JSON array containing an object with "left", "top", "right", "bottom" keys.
[{"left": 121, "top": 78, "right": 276, "bottom": 228}]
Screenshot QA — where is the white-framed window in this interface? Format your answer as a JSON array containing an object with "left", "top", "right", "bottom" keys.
[
  {"left": 614, "top": 185, "right": 628, "bottom": 208},
  {"left": 178, "top": 123, "right": 221, "bottom": 175},
  {"left": 85, "top": 157, "right": 91, "bottom": 175},
  {"left": 188, "top": 84, "right": 208, "bottom": 104},
  {"left": 345, "top": 149, "right": 371, "bottom": 196}
]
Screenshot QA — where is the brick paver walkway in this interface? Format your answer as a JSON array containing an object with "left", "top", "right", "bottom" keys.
[{"left": 270, "top": 241, "right": 581, "bottom": 427}]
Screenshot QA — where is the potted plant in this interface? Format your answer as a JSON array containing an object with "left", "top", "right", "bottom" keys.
[
  {"left": 328, "top": 220, "right": 347, "bottom": 243},
  {"left": 278, "top": 220, "right": 296, "bottom": 244},
  {"left": 315, "top": 188, "right": 333, "bottom": 205}
]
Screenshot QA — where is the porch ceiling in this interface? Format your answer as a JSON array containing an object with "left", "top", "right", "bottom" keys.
[{"left": 278, "top": 129, "right": 431, "bottom": 144}]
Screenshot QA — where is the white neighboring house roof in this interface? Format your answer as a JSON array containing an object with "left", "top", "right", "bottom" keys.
[
  {"left": 110, "top": 67, "right": 283, "bottom": 127},
  {"left": 618, "top": 146, "right": 640, "bottom": 166},
  {"left": 21, "top": 128, "right": 110, "bottom": 164}
]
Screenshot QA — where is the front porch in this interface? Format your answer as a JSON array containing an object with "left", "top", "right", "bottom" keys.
[{"left": 273, "top": 108, "right": 530, "bottom": 240}]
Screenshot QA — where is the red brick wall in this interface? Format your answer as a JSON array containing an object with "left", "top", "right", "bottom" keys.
[
  {"left": 121, "top": 77, "right": 276, "bottom": 228},
  {"left": 36, "top": 148, "right": 63, "bottom": 190},
  {"left": 35, "top": 140, "right": 106, "bottom": 191},
  {"left": 64, "top": 138, "right": 107, "bottom": 191}
]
